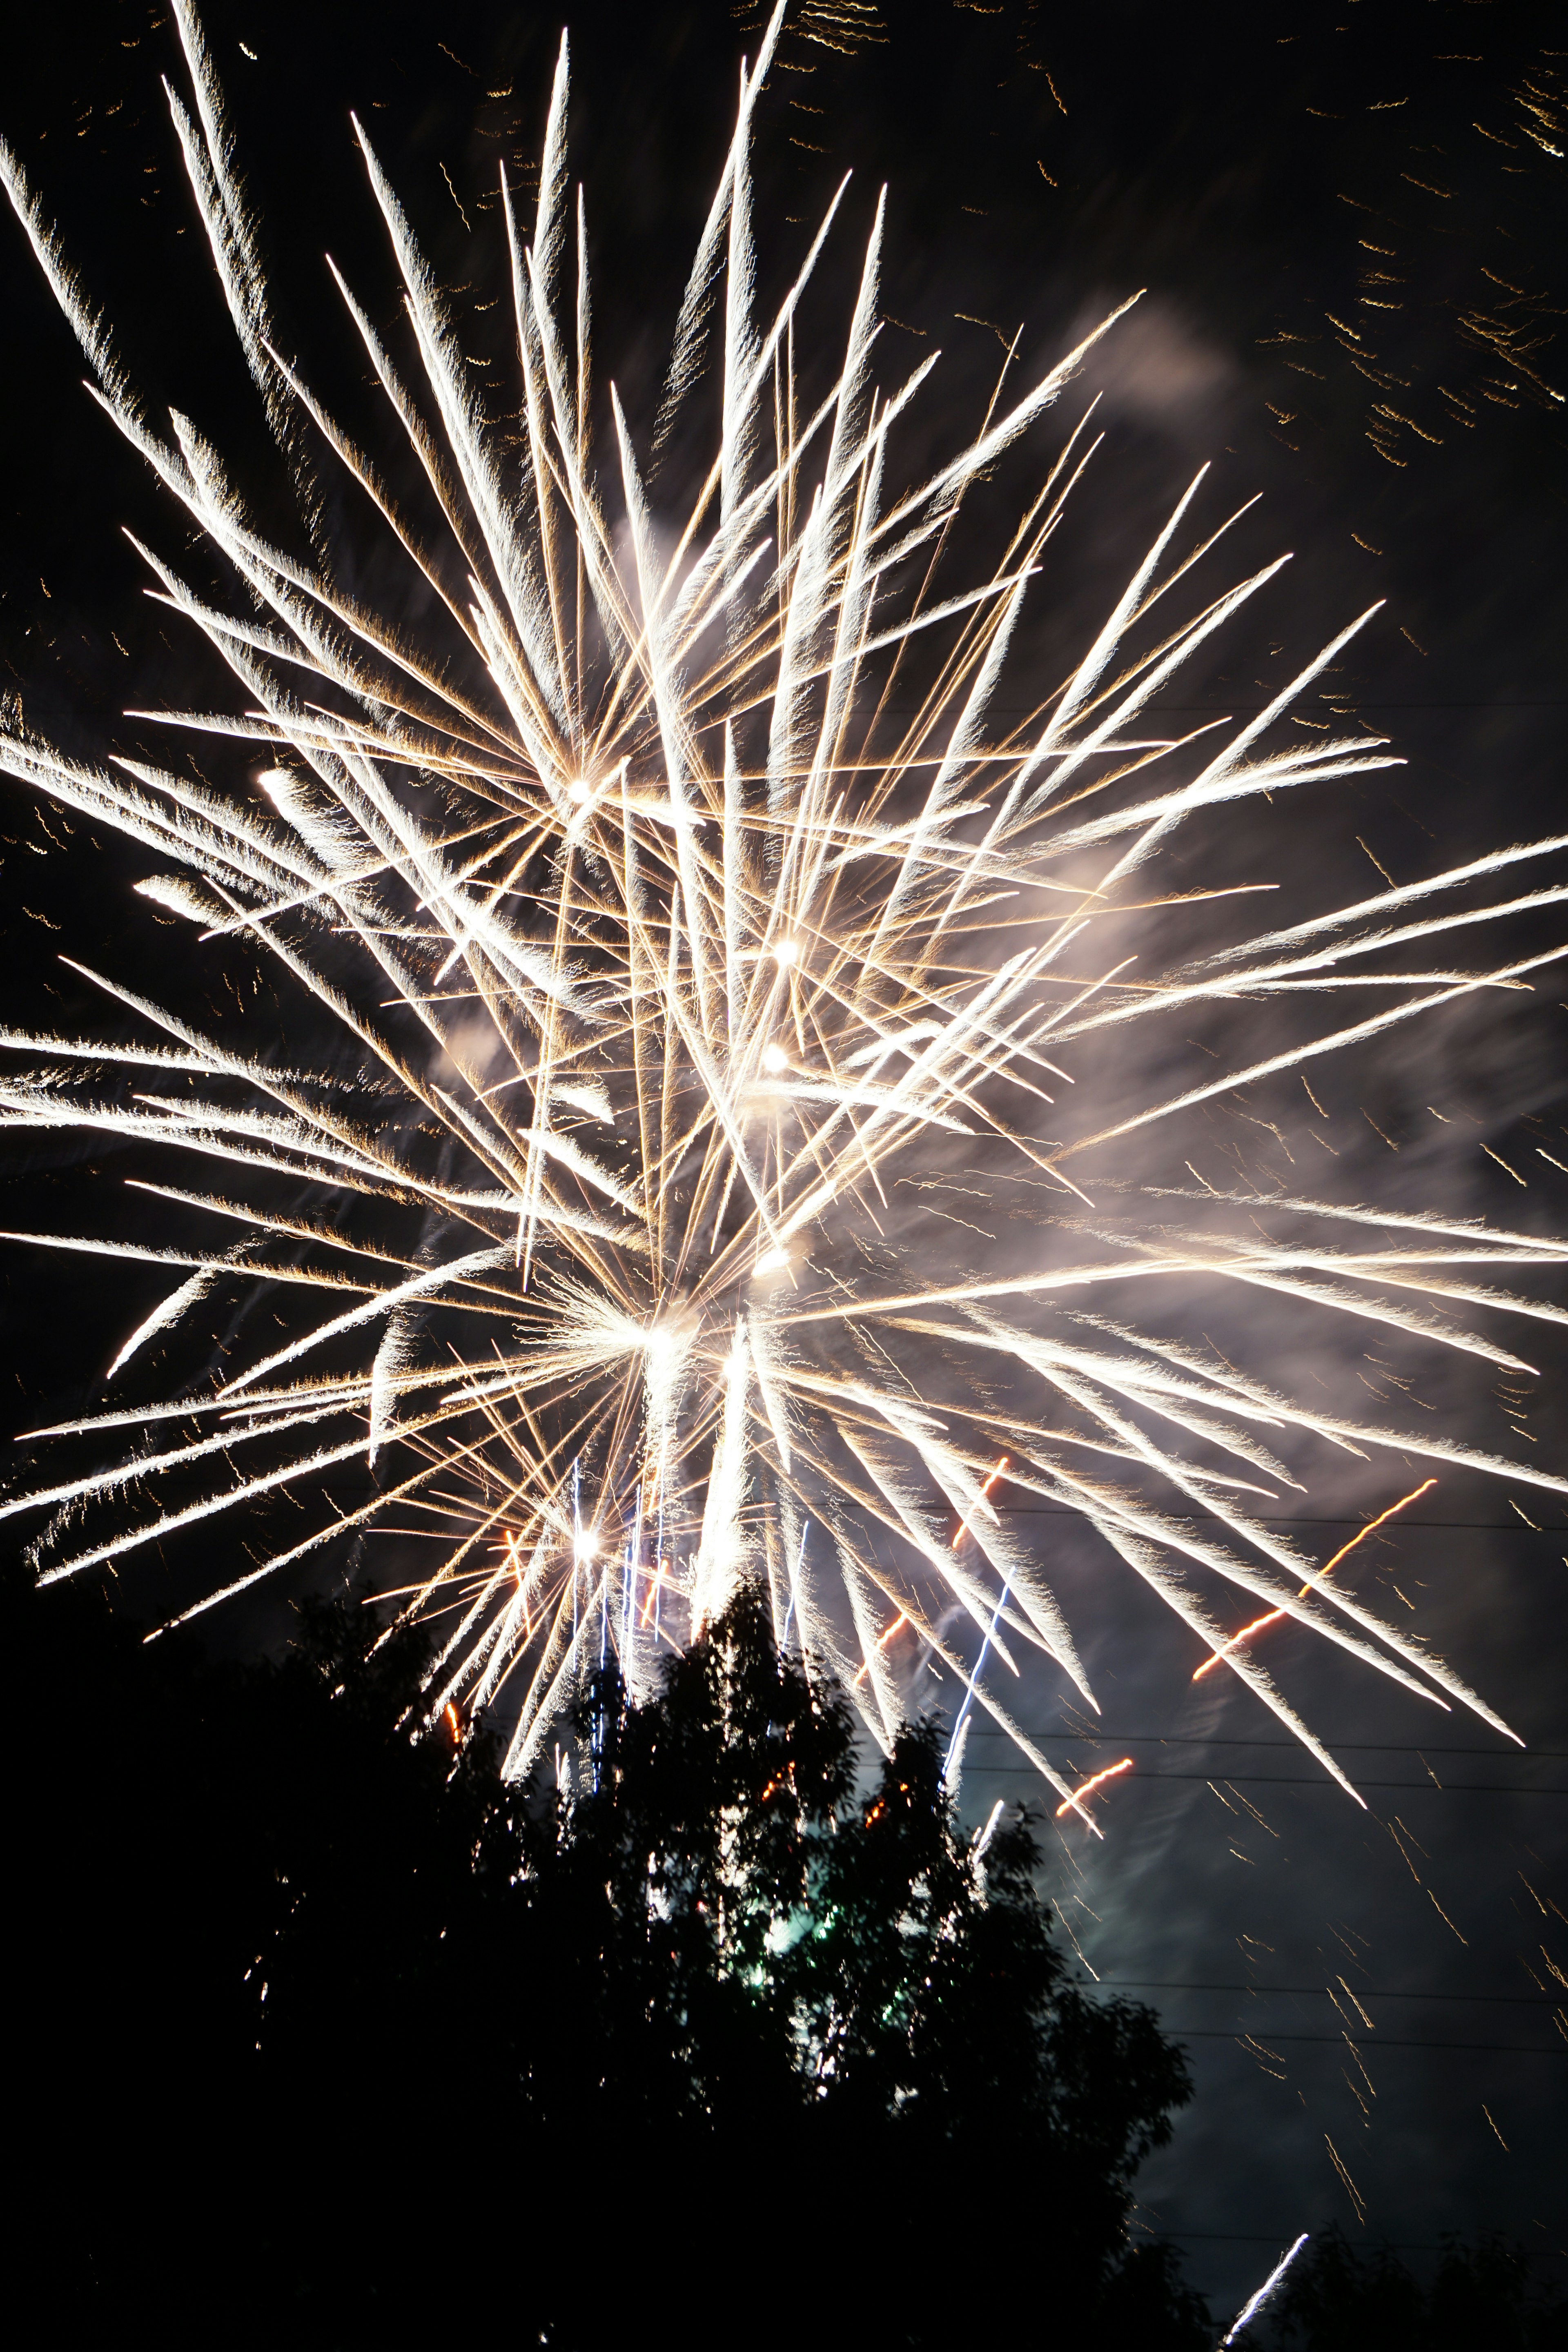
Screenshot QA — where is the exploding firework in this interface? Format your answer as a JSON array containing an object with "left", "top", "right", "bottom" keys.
[{"left": 2, "top": 4, "right": 1566, "bottom": 1814}]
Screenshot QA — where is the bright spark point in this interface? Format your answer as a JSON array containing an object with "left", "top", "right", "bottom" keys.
[{"left": 0, "top": 6, "right": 1558, "bottom": 1806}]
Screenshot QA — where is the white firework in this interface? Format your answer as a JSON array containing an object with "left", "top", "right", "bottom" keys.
[{"left": 2, "top": 2, "right": 1565, "bottom": 1815}]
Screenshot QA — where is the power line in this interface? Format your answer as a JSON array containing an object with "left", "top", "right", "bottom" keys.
[
  {"left": 963, "top": 1768, "right": 1568, "bottom": 1790},
  {"left": 1091, "top": 1983, "right": 1560, "bottom": 2007},
  {"left": 1169, "top": 2031, "right": 1564, "bottom": 2053},
  {"left": 873, "top": 702, "right": 1568, "bottom": 716},
  {"left": 964, "top": 1736, "right": 1568, "bottom": 1754},
  {"left": 1142, "top": 2233, "right": 1566, "bottom": 2256},
  {"left": 983, "top": 1508, "right": 1568, "bottom": 1531}
]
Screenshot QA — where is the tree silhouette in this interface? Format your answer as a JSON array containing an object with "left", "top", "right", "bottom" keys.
[
  {"left": 293, "top": 1584, "right": 1211, "bottom": 2345},
  {"left": 10, "top": 1565, "right": 1210, "bottom": 2343},
  {"left": 16, "top": 1565, "right": 1564, "bottom": 2345},
  {"left": 1264, "top": 2223, "right": 1566, "bottom": 2350}
]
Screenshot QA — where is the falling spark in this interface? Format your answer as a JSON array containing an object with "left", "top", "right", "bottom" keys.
[
  {"left": 1055, "top": 1757, "right": 1134, "bottom": 1818},
  {"left": 854, "top": 1608, "right": 909, "bottom": 1683},
  {"left": 0, "top": 8, "right": 1561, "bottom": 1807},
  {"left": 972, "top": 1797, "right": 1005, "bottom": 1858},
  {"left": 952, "top": 1454, "right": 1009, "bottom": 1552},
  {"left": 1193, "top": 1478, "right": 1439, "bottom": 1681},
  {"left": 1220, "top": 2233, "right": 1309, "bottom": 2346}
]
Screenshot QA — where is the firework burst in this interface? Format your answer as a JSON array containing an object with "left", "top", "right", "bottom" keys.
[{"left": 3, "top": 4, "right": 1566, "bottom": 1813}]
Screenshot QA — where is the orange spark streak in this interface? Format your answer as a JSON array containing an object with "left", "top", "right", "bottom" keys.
[
  {"left": 638, "top": 1559, "right": 674, "bottom": 1626},
  {"left": 445, "top": 1702, "right": 461, "bottom": 1740},
  {"left": 953, "top": 1455, "right": 1009, "bottom": 1553},
  {"left": 1192, "top": 1477, "right": 1439, "bottom": 1682},
  {"left": 854, "top": 1610, "right": 911, "bottom": 1682},
  {"left": 1055, "top": 1756, "right": 1134, "bottom": 1818}
]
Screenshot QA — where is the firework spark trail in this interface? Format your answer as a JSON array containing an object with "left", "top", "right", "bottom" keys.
[
  {"left": 0, "top": 7, "right": 1564, "bottom": 1798},
  {"left": 1220, "top": 2233, "right": 1310, "bottom": 2346},
  {"left": 1192, "top": 1477, "right": 1439, "bottom": 1681},
  {"left": 1054, "top": 1757, "right": 1134, "bottom": 1820}
]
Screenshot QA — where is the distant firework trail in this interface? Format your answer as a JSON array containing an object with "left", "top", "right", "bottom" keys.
[{"left": 2, "top": 2, "right": 1566, "bottom": 1810}]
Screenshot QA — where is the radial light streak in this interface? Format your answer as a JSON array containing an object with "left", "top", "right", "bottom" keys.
[
  {"left": 1192, "top": 1479, "right": 1439, "bottom": 1681},
  {"left": 0, "top": 7, "right": 1563, "bottom": 1807}
]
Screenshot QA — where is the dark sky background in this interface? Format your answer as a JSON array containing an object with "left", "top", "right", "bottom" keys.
[{"left": 2, "top": 0, "right": 1565, "bottom": 2322}]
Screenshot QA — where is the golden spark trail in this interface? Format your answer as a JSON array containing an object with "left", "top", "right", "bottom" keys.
[
  {"left": 953, "top": 1454, "right": 1010, "bottom": 1553},
  {"left": 1192, "top": 1478, "right": 1439, "bottom": 1682},
  {"left": 1056, "top": 1757, "right": 1135, "bottom": 1819}
]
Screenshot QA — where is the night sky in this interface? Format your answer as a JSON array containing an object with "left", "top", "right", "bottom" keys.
[{"left": 2, "top": 0, "right": 1565, "bottom": 2318}]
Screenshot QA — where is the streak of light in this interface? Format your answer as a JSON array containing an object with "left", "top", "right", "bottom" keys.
[
  {"left": 972, "top": 1798, "right": 1005, "bottom": 1858},
  {"left": 638, "top": 1561, "right": 676, "bottom": 1628},
  {"left": 1220, "top": 2234, "right": 1309, "bottom": 2346},
  {"left": 1055, "top": 1757, "right": 1134, "bottom": 1818},
  {"left": 1193, "top": 1480, "right": 1439, "bottom": 1681},
  {"left": 854, "top": 1609, "right": 910, "bottom": 1682},
  {"left": 952, "top": 1455, "right": 1010, "bottom": 1553}
]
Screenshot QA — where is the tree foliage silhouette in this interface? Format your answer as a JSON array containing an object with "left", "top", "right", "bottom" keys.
[
  {"left": 8, "top": 1564, "right": 1201, "bottom": 2344},
  {"left": 418, "top": 1586, "right": 1212, "bottom": 2344},
  {"left": 1263, "top": 2223, "right": 1566, "bottom": 2350},
  {"left": 15, "top": 1566, "right": 1565, "bottom": 2345}
]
